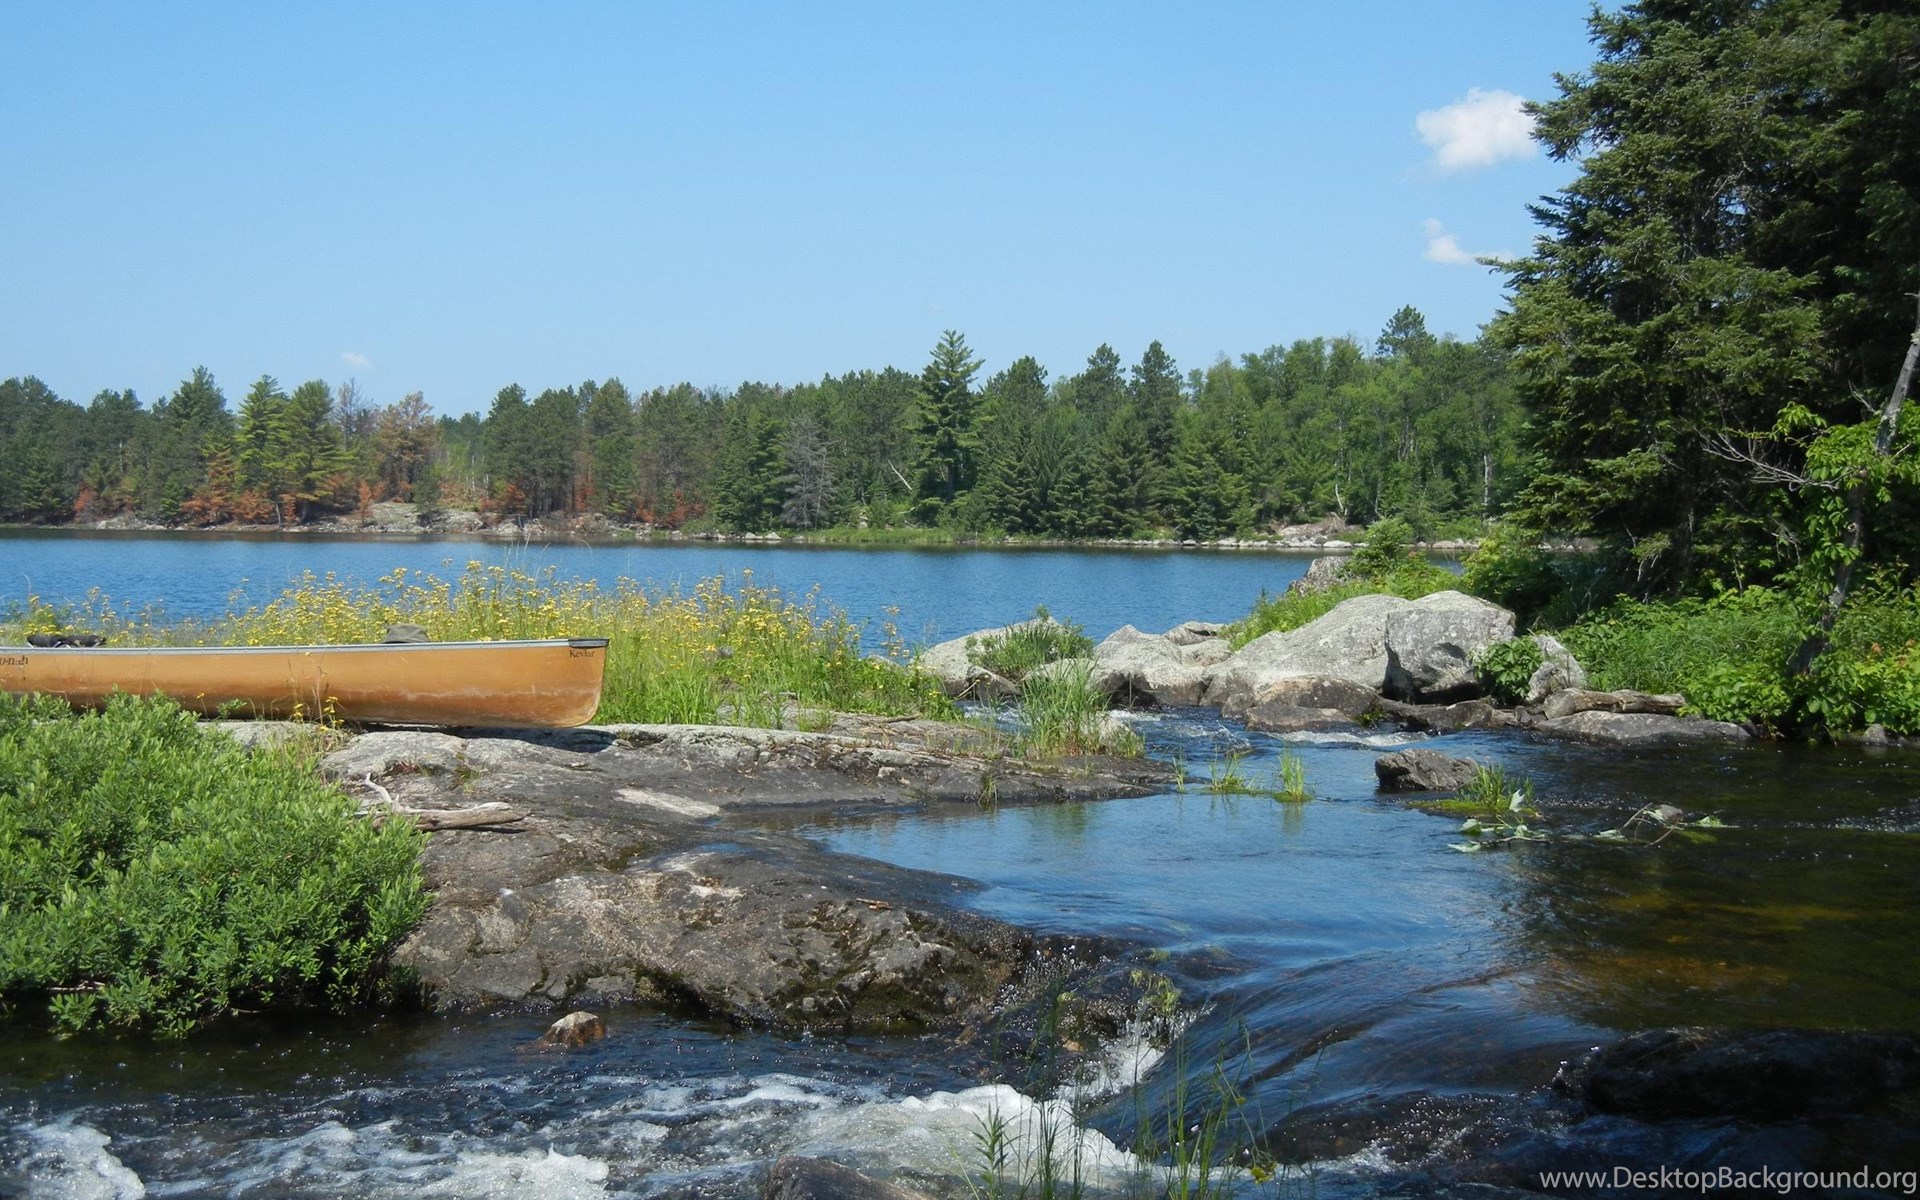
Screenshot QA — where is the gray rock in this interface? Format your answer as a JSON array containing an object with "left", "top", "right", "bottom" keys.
[
  {"left": 1090, "top": 625, "right": 1230, "bottom": 707},
  {"left": 1541, "top": 688, "right": 1686, "bottom": 720},
  {"left": 1536, "top": 710, "right": 1750, "bottom": 746},
  {"left": 1244, "top": 704, "right": 1358, "bottom": 733},
  {"left": 1381, "top": 591, "right": 1517, "bottom": 703},
  {"left": 1203, "top": 592, "right": 1415, "bottom": 713},
  {"left": 1523, "top": 634, "right": 1587, "bottom": 705},
  {"left": 1373, "top": 747, "right": 1482, "bottom": 792},
  {"left": 1247, "top": 674, "right": 1381, "bottom": 717},
  {"left": 349, "top": 721, "right": 1171, "bottom": 1024},
  {"left": 765, "top": 1157, "right": 936, "bottom": 1200},
  {"left": 319, "top": 730, "right": 469, "bottom": 780},
  {"left": 1285, "top": 555, "right": 1350, "bottom": 596},
  {"left": 1374, "top": 698, "right": 1510, "bottom": 733},
  {"left": 1164, "top": 620, "right": 1227, "bottom": 647}
]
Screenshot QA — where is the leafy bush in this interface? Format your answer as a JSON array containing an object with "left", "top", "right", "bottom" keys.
[
  {"left": 1473, "top": 637, "right": 1544, "bottom": 706},
  {"left": 1561, "top": 584, "right": 1920, "bottom": 735},
  {"left": 968, "top": 607, "right": 1094, "bottom": 681},
  {"left": 0, "top": 694, "right": 427, "bottom": 1036}
]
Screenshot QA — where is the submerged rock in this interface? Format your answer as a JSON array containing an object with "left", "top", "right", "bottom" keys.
[
  {"left": 765, "top": 1157, "right": 936, "bottom": 1200},
  {"left": 1374, "top": 747, "right": 1482, "bottom": 792},
  {"left": 1567, "top": 1027, "right": 1920, "bottom": 1122},
  {"left": 1536, "top": 710, "right": 1749, "bottom": 747}
]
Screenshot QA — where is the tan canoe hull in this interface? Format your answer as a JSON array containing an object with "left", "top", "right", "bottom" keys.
[{"left": 0, "top": 638, "right": 610, "bottom": 727}]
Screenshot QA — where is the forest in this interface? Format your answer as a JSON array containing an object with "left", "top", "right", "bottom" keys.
[{"left": 0, "top": 307, "right": 1522, "bottom": 543}]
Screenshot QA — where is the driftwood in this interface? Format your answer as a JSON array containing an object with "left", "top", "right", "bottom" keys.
[{"left": 351, "top": 774, "right": 527, "bottom": 830}]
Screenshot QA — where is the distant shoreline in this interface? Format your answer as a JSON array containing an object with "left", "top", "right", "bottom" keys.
[{"left": 2, "top": 507, "right": 1488, "bottom": 555}]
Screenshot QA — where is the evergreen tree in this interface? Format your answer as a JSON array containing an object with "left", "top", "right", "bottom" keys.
[
  {"left": 911, "top": 330, "right": 984, "bottom": 522},
  {"left": 581, "top": 378, "right": 637, "bottom": 517},
  {"left": 1497, "top": 0, "right": 1920, "bottom": 591}
]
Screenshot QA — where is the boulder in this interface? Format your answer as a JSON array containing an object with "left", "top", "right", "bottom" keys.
[
  {"left": 1247, "top": 675, "right": 1381, "bottom": 716},
  {"left": 1568, "top": 1027, "right": 1920, "bottom": 1123},
  {"left": 538, "top": 1010, "right": 606, "bottom": 1048},
  {"left": 1091, "top": 625, "right": 1231, "bottom": 707},
  {"left": 1535, "top": 710, "right": 1750, "bottom": 747},
  {"left": 1373, "top": 747, "right": 1482, "bottom": 792},
  {"left": 1285, "top": 555, "right": 1350, "bottom": 596},
  {"left": 1164, "top": 620, "right": 1227, "bottom": 648},
  {"left": 1202, "top": 593, "right": 1416, "bottom": 714},
  {"left": 1381, "top": 591, "right": 1517, "bottom": 703},
  {"left": 1523, "top": 634, "right": 1587, "bottom": 705},
  {"left": 1541, "top": 688, "right": 1685, "bottom": 720}
]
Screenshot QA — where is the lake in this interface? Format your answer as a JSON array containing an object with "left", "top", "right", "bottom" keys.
[{"left": 0, "top": 529, "right": 1338, "bottom": 645}]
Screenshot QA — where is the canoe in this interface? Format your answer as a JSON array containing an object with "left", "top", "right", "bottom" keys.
[{"left": 0, "top": 637, "right": 610, "bottom": 727}]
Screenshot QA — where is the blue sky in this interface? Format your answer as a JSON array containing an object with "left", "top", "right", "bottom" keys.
[{"left": 3, "top": 2, "right": 1598, "bottom": 417}]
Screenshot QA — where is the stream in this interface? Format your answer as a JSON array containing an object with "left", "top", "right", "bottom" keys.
[{"left": 6, "top": 711, "right": 1917, "bottom": 1198}]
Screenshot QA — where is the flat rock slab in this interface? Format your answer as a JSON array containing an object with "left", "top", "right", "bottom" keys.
[
  {"left": 1536, "top": 710, "right": 1749, "bottom": 747},
  {"left": 321, "top": 720, "right": 1167, "bottom": 1028}
]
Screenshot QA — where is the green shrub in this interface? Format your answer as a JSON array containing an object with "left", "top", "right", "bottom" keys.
[
  {"left": 1474, "top": 637, "right": 1544, "bottom": 706},
  {"left": 0, "top": 694, "right": 427, "bottom": 1037},
  {"left": 1560, "top": 584, "right": 1920, "bottom": 736},
  {"left": 968, "top": 607, "right": 1094, "bottom": 681}
]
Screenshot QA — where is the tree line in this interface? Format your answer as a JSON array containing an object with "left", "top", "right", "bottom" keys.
[{"left": 0, "top": 306, "right": 1527, "bottom": 540}]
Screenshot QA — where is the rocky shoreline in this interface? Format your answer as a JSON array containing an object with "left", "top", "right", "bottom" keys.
[
  {"left": 45, "top": 506, "right": 1489, "bottom": 553},
  {"left": 238, "top": 716, "right": 1173, "bottom": 1030}
]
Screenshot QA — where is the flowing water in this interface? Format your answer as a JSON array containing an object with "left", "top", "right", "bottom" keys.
[{"left": 3, "top": 537, "right": 1918, "bottom": 1197}]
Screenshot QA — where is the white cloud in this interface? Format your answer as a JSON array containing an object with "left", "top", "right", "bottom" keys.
[
  {"left": 1422, "top": 219, "right": 1474, "bottom": 265},
  {"left": 341, "top": 351, "right": 372, "bottom": 370},
  {"left": 1416, "top": 88, "right": 1535, "bottom": 172},
  {"left": 1423, "top": 218, "right": 1512, "bottom": 267}
]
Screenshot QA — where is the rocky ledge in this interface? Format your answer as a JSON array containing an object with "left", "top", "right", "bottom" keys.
[{"left": 290, "top": 717, "right": 1172, "bottom": 1032}]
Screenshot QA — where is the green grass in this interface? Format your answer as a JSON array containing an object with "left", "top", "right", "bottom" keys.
[
  {"left": 972, "top": 609, "right": 1096, "bottom": 681},
  {"left": 1016, "top": 663, "right": 1139, "bottom": 757},
  {"left": 0, "top": 692, "right": 427, "bottom": 1037}
]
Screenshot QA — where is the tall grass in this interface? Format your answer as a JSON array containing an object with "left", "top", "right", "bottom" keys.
[
  {"left": 1016, "top": 663, "right": 1140, "bottom": 757},
  {"left": 4, "top": 565, "right": 957, "bottom": 727}
]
